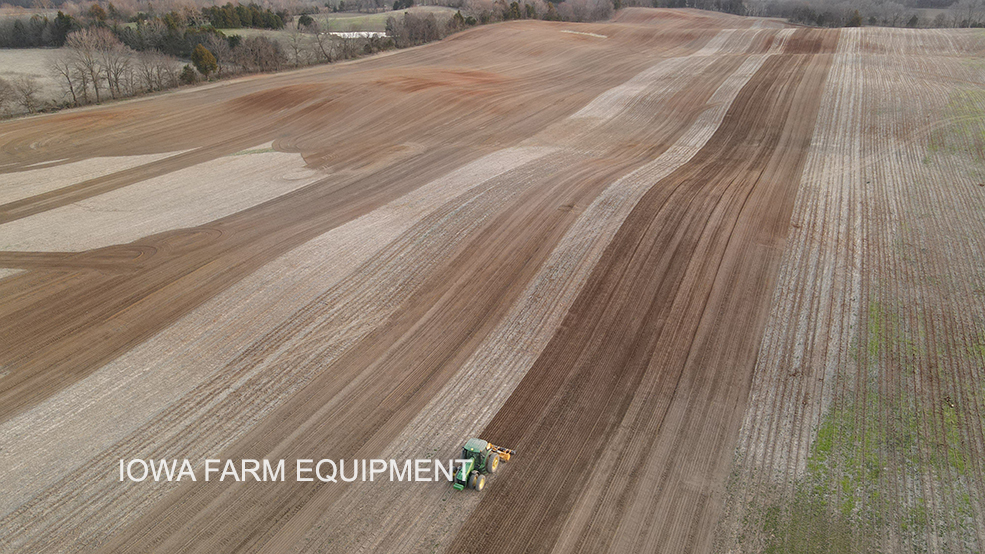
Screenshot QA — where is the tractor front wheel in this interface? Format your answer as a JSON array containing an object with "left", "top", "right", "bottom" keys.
[
  {"left": 486, "top": 453, "right": 500, "bottom": 474},
  {"left": 474, "top": 473, "right": 486, "bottom": 491},
  {"left": 468, "top": 472, "right": 478, "bottom": 490}
]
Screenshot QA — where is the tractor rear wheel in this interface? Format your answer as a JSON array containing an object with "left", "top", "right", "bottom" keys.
[
  {"left": 486, "top": 453, "right": 500, "bottom": 474},
  {"left": 474, "top": 474, "right": 486, "bottom": 491}
]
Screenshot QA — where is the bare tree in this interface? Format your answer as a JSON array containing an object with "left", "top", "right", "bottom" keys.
[
  {"left": 101, "top": 40, "right": 134, "bottom": 99},
  {"left": 136, "top": 52, "right": 159, "bottom": 92},
  {"left": 66, "top": 28, "right": 107, "bottom": 102},
  {"left": 885, "top": 1, "right": 906, "bottom": 26},
  {"left": 160, "top": 56, "right": 181, "bottom": 89},
  {"left": 286, "top": 27, "right": 311, "bottom": 67},
  {"left": 12, "top": 76, "right": 43, "bottom": 113},
  {"left": 338, "top": 33, "right": 359, "bottom": 59},
  {"left": 0, "top": 78, "right": 15, "bottom": 115},
  {"left": 135, "top": 50, "right": 180, "bottom": 92},
  {"left": 50, "top": 52, "right": 81, "bottom": 106},
  {"left": 64, "top": 28, "right": 135, "bottom": 103},
  {"left": 204, "top": 34, "right": 234, "bottom": 77},
  {"left": 308, "top": 23, "right": 337, "bottom": 62},
  {"left": 122, "top": 63, "right": 140, "bottom": 97},
  {"left": 236, "top": 36, "right": 286, "bottom": 72},
  {"left": 952, "top": 0, "right": 984, "bottom": 26}
]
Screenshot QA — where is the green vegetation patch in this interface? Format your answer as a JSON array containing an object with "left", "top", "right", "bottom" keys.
[
  {"left": 928, "top": 86, "right": 985, "bottom": 164},
  {"left": 736, "top": 301, "right": 984, "bottom": 553}
]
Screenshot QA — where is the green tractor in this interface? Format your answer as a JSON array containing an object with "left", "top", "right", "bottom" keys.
[{"left": 453, "top": 438, "right": 516, "bottom": 491}]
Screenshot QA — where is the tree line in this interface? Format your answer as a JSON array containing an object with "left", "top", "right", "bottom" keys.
[
  {"left": 452, "top": 0, "right": 612, "bottom": 24},
  {"left": 0, "top": 10, "right": 78, "bottom": 47},
  {"left": 0, "top": 2, "right": 288, "bottom": 49},
  {"left": 742, "top": 0, "right": 985, "bottom": 28},
  {"left": 0, "top": 25, "right": 293, "bottom": 115},
  {"left": 200, "top": 3, "right": 289, "bottom": 30}
]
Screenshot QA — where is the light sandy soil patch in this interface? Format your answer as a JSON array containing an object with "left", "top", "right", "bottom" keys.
[
  {"left": 0, "top": 148, "right": 321, "bottom": 252},
  {"left": 0, "top": 150, "right": 574, "bottom": 552},
  {"left": 0, "top": 151, "right": 186, "bottom": 205},
  {"left": 561, "top": 30, "right": 607, "bottom": 38},
  {"left": 0, "top": 145, "right": 552, "bottom": 520}
]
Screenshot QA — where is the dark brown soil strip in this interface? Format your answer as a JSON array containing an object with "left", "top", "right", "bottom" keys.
[{"left": 449, "top": 28, "right": 838, "bottom": 554}]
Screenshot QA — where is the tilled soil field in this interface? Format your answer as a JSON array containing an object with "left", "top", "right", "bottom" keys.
[{"left": 0, "top": 8, "right": 982, "bottom": 554}]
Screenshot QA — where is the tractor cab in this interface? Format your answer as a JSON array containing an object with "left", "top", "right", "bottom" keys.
[
  {"left": 453, "top": 438, "right": 487, "bottom": 490},
  {"left": 461, "top": 438, "right": 489, "bottom": 464}
]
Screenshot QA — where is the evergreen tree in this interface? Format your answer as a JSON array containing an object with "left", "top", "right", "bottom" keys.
[{"left": 191, "top": 44, "right": 218, "bottom": 78}]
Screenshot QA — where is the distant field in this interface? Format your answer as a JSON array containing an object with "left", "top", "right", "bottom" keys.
[
  {"left": 0, "top": 48, "right": 63, "bottom": 108},
  {"left": 312, "top": 6, "right": 457, "bottom": 31},
  {"left": 221, "top": 6, "right": 456, "bottom": 40},
  {"left": 0, "top": 8, "right": 58, "bottom": 20}
]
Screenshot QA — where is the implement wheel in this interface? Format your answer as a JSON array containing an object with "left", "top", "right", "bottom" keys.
[{"left": 487, "top": 453, "right": 500, "bottom": 474}]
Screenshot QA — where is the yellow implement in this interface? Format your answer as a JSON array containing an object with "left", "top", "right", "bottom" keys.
[{"left": 488, "top": 443, "right": 516, "bottom": 463}]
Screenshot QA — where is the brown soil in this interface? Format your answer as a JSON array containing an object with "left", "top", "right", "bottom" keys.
[
  {"left": 0, "top": 17, "right": 723, "bottom": 422},
  {"left": 450, "top": 29, "right": 838, "bottom": 554},
  {"left": 0, "top": 10, "right": 860, "bottom": 554}
]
